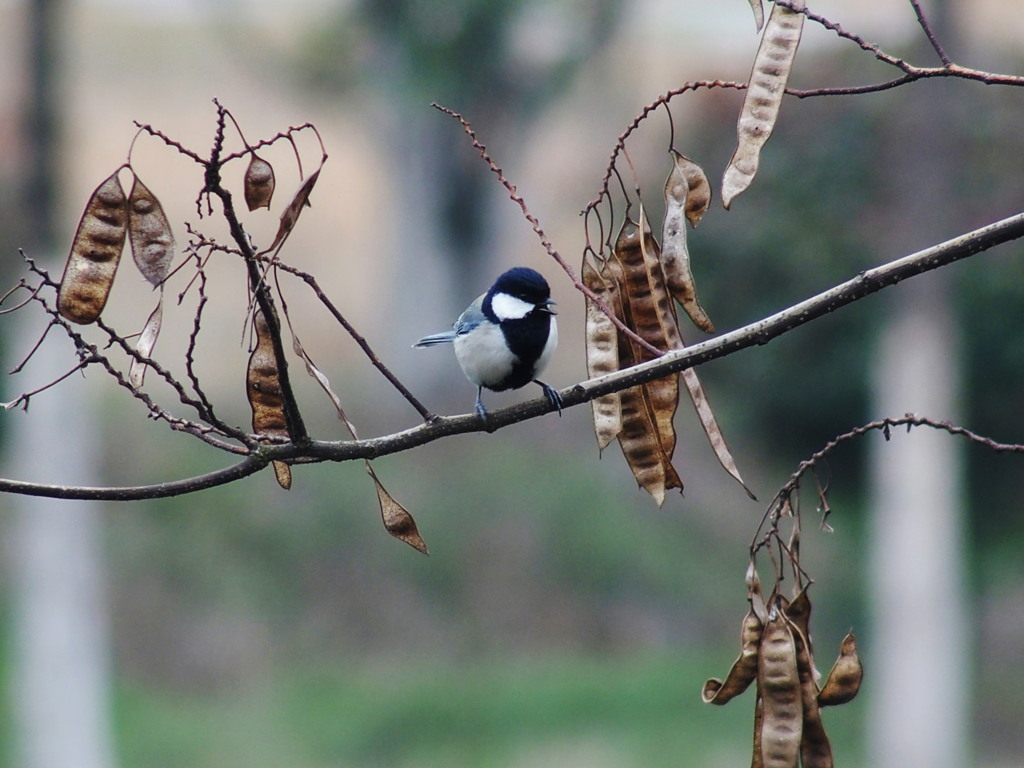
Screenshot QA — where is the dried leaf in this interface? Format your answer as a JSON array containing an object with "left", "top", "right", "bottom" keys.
[
  {"left": 747, "top": 0, "right": 765, "bottom": 32},
  {"left": 128, "top": 294, "right": 163, "bottom": 388},
  {"left": 367, "top": 462, "right": 428, "bottom": 555},
  {"left": 817, "top": 633, "right": 862, "bottom": 707},
  {"left": 682, "top": 367, "right": 756, "bottom": 499},
  {"left": 244, "top": 154, "right": 276, "bottom": 211},
  {"left": 247, "top": 309, "right": 291, "bottom": 490},
  {"left": 57, "top": 171, "right": 128, "bottom": 324},
  {"left": 758, "top": 612, "right": 803, "bottom": 768},
  {"left": 127, "top": 175, "right": 175, "bottom": 286},
  {"left": 703, "top": 609, "right": 764, "bottom": 704},
  {"left": 265, "top": 168, "right": 321, "bottom": 254},
  {"left": 662, "top": 150, "right": 715, "bottom": 333},
  {"left": 582, "top": 254, "right": 622, "bottom": 452},
  {"left": 722, "top": 0, "right": 805, "bottom": 208}
]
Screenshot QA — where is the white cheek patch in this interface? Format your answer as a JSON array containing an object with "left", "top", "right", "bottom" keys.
[{"left": 490, "top": 292, "right": 534, "bottom": 321}]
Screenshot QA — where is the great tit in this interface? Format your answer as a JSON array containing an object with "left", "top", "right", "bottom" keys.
[{"left": 414, "top": 266, "right": 562, "bottom": 420}]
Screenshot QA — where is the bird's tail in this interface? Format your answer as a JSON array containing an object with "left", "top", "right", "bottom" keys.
[{"left": 413, "top": 331, "right": 457, "bottom": 348}]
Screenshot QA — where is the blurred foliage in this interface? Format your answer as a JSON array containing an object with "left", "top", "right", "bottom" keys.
[{"left": 111, "top": 652, "right": 862, "bottom": 768}]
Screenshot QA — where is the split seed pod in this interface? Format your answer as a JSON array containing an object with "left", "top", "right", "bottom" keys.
[
  {"left": 703, "top": 608, "right": 764, "bottom": 704},
  {"left": 244, "top": 154, "right": 276, "bottom": 211},
  {"left": 247, "top": 309, "right": 292, "bottom": 490},
  {"left": 721, "top": 0, "right": 805, "bottom": 208},
  {"left": 662, "top": 150, "right": 715, "bottom": 333},
  {"left": 58, "top": 171, "right": 128, "bottom": 324},
  {"left": 127, "top": 175, "right": 175, "bottom": 287},
  {"left": 818, "top": 633, "right": 863, "bottom": 707}
]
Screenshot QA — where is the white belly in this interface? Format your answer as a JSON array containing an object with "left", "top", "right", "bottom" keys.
[{"left": 453, "top": 322, "right": 517, "bottom": 388}]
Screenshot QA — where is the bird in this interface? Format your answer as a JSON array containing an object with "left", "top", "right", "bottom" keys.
[{"left": 414, "top": 266, "right": 562, "bottom": 420}]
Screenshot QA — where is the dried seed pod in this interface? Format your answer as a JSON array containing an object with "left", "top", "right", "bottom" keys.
[
  {"left": 663, "top": 150, "right": 715, "bottom": 334},
  {"left": 747, "top": 0, "right": 765, "bottom": 32},
  {"left": 582, "top": 254, "right": 622, "bottom": 452},
  {"left": 57, "top": 171, "right": 128, "bottom": 324},
  {"left": 682, "top": 367, "right": 756, "bottom": 498},
  {"left": 265, "top": 168, "right": 321, "bottom": 254},
  {"left": 752, "top": 695, "right": 765, "bottom": 768},
  {"left": 367, "top": 462, "right": 428, "bottom": 555},
  {"left": 128, "top": 297, "right": 163, "bottom": 388},
  {"left": 703, "top": 609, "right": 764, "bottom": 704},
  {"left": 758, "top": 612, "right": 803, "bottom": 768},
  {"left": 613, "top": 213, "right": 684, "bottom": 502},
  {"left": 783, "top": 594, "right": 834, "bottom": 768},
  {"left": 247, "top": 309, "right": 291, "bottom": 490},
  {"left": 818, "top": 633, "right": 863, "bottom": 706},
  {"left": 127, "top": 175, "right": 175, "bottom": 287},
  {"left": 244, "top": 154, "right": 276, "bottom": 211},
  {"left": 722, "top": 0, "right": 805, "bottom": 208}
]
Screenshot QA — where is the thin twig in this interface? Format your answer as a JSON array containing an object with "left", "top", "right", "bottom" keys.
[{"left": 432, "top": 102, "right": 664, "bottom": 359}]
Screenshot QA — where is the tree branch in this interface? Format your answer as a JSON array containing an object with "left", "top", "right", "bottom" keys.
[{"left": 4, "top": 208, "right": 1022, "bottom": 501}]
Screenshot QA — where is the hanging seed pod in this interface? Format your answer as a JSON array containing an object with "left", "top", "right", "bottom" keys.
[
  {"left": 758, "top": 611, "right": 803, "bottom": 768},
  {"left": 818, "top": 633, "right": 863, "bottom": 706},
  {"left": 703, "top": 608, "right": 764, "bottom": 704},
  {"left": 783, "top": 594, "right": 834, "bottom": 768},
  {"left": 247, "top": 309, "right": 291, "bottom": 490},
  {"left": 582, "top": 254, "right": 623, "bottom": 452},
  {"left": 367, "top": 462, "right": 428, "bottom": 555},
  {"left": 722, "top": 0, "right": 805, "bottom": 208},
  {"left": 265, "top": 168, "right": 321, "bottom": 254},
  {"left": 613, "top": 214, "right": 683, "bottom": 503},
  {"left": 127, "top": 175, "right": 175, "bottom": 287},
  {"left": 747, "top": 0, "right": 765, "bottom": 32},
  {"left": 57, "top": 170, "right": 128, "bottom": 324},
  {"left": 128, "top": 296, "right": 163, "bottom": 388},
  {"left": 752, "top": 695, "right": 766, "bottom": 768},
  {"left": 662, "top": 150, "right": 715, "bottom": 333},
  {"left": 244, "top": 154, "right": 276, "bottom": 211}
]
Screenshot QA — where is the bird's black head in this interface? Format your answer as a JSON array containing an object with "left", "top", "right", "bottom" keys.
[{"left": 485, "top": 267, "right": 555, "bottom": 323}]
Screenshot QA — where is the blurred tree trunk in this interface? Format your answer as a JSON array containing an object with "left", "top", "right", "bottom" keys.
[
  {"left": 5, "top": 1, "right": 116, "bottom": 767},
  {"left": 866, "top": 2, "right": 969, "bottom": 765}
]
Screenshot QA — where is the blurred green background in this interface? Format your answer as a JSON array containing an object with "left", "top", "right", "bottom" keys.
[{"left": 1, "top": 0, "right": 1023, "bottom": 766}]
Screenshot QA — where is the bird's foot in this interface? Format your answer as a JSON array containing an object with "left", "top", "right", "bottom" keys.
[{"left": 536, "top": 380, "right": 563, "bottom": 416}]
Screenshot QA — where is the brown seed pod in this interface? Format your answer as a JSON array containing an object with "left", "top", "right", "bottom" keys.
[
  {"left": 367, "top": 462, "right": 428, "bottom": 555},
  {"left": 613, "top": 213, "right": 684, "bottom": 502},
  {"left": 265, "top": 168, "right": 321, "bottom": 254},
  {"left": 127, "top": 175, "right": 175, "bottom": 287},
  {"left": 752, "top": 695, "right": 766, "bottom": 768},
  {"left": 758, "top": 612, "right": 803, "bottom": 768},
  {"left": 57, "top": 171, "right": 128, "bottom": 324},
  {"left": 818, "top": 633, "right": 863, "bottom": 707},
  {"left": 782, "top": 592, "right": 834, "bottom": 768},
  {"left": 703, "top": 608, "right": 764, "bottom": 704},
  {"left": 662, "top": 150, "right": 715, "bottom": 333},
  {"left": 247, "top": 309, "right": 291, "bottom": 490},
  {"left": 722, "top": 0, "right": 805, "bottom": 208},
  {"left": 582, "top": 254, "right": 623, "bottom": 452},
  {"left": 244, "top": 154, "right": 276, "bottom": 211}
]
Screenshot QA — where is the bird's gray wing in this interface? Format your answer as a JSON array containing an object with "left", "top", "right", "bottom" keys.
[
  {"left": 413, "top": 294, "right": 486, "bottom": 347},
  {"left": 452, "top": 294, "right": 487, "bottom": 336}
]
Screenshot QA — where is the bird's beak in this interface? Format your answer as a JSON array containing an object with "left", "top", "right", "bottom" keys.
[{"left": 539, "top": 298, "right": 557, "bottom": 315}]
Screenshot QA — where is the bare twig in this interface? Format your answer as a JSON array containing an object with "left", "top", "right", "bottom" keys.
[{"left": 432, "top": 102, "right": 664, "bottom": 359}]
